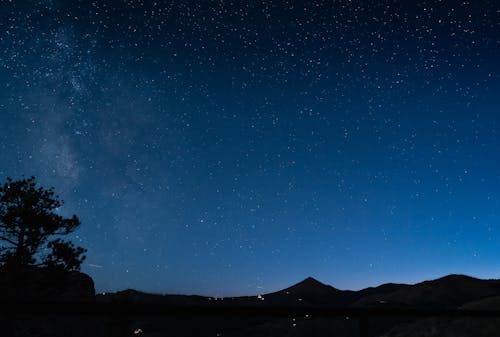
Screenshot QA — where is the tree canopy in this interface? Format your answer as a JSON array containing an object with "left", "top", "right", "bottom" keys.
[{"left": 0, "top": 176, "right": 86, "bottom": 271}]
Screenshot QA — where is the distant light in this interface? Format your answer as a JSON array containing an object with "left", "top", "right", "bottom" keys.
[
  {"left": 133, "top": 328, "right": 143, "bottom": 335},
  {"left": 257, "top": 294, "right": 265, "bottom": 301}
]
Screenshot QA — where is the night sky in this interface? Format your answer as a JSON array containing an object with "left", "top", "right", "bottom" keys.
[{"left": 1, "top": 0, "right": 500, "bottom": 297}]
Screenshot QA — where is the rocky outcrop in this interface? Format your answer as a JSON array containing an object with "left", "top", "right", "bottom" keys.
[{"left": 0, "top": 267, "right": 95, "bottom": 301}]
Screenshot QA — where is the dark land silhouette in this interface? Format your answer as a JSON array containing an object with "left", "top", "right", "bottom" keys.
[
  {"left": 2, "top": 177, "right": 500, "bottom": 336},
  {"left": 3, "top": 269, "right": 500, "bottom": 336}
]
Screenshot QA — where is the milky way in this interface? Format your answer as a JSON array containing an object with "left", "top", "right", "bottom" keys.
[{"left": 1, "top": 0, "right": 500, "bottom": 296}]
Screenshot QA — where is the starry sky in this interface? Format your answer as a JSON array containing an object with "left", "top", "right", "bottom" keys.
[{"left": 1, "top": 0, "right": 500, "bottom": 297}]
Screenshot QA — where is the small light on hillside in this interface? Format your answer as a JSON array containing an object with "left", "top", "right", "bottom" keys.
[{"left": 133, "top": 328, "right": 143, "bottom": 335}]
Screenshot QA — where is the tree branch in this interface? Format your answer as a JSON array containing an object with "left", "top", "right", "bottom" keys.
[{"left": 0, "top": 235, "right": 17, "bottom": 246}]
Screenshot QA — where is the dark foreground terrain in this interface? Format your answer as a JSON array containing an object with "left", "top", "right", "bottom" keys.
[{"left": 3, "top": 268, "right": 500, "bottom": 336}]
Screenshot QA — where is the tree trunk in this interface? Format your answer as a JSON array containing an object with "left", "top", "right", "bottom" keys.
[{"left": 15, "top": 227, "right": 26, "bottom": 268}]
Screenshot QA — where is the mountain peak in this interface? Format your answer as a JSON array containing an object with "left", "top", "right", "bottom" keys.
[
  {"left": 284, "top": 277, "right": 337, "bottom": 294},
  {"left": 436, "top": 274, "right": 479, "bottom": 282},
  {"left": 263, "top": 276, "right": 352, "bottom": 307},
  {"left": 298, "top": 277, "right": 325, "bottom": 287}
]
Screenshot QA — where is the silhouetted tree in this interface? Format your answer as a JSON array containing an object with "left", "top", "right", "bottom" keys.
[
  {"left": 0, "top": 176, "right": 86, "bottom": 271},
  {"left": 45, "top": 239, "right": 87, "bottom": 271}
]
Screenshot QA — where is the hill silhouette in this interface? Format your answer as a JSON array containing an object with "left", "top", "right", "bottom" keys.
[
  {"left": 93, "top": 274, "right": 500, "bottom": 337},
  {"left": 352, "top": 274, "right": 500, "bottom": 308},
  {"left": 4, "top": 272, "right": 500, "bottom": 336},
  {"left": 259, "top": 276, "right": 352, "bottom": 306},
  {"left": 92, "top": 274, "right": 500, "bottom": 311}
]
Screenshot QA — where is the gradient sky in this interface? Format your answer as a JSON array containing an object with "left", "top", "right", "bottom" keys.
[{"left": 1, "top": 0, "right": 500, "bottom": 297}]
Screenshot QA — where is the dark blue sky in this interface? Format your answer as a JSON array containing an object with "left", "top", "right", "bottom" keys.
[{"left": 1, "top": 0, "right": 500, "bottom": 296}]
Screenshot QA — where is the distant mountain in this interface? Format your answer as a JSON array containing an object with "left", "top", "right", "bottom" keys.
[
  {"left": 352, "top": 274, "right": 500, "bottom": 308},
  {"left": 97, "top": 288, "right": 211, "bottom": 306},
  {"left": 5, "top": 272, "right": 500, "bottom": 336},
  {"left": 92, "top": 274, "right": 500, "bottom": 337},
  {"left": 96, "top": 274, "right": 500, "bottom": 310},
  {"left": 261, "top": 276, "right": 353, "bottom": 307}
]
